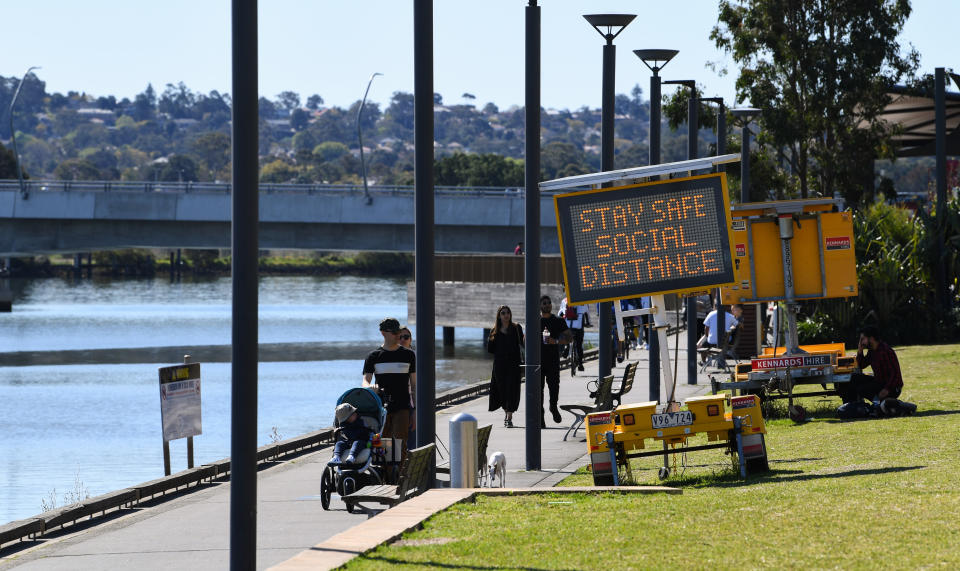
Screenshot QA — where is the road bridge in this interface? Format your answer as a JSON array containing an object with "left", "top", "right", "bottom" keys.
[{"left": 0, "top": 181, "right": 570, "bottom": 256}]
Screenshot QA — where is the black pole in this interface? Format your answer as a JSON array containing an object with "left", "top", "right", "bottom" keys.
[
  {"left": 713, "top": 100, "right": 729, "bottom": 361},
  {"left": 648, "top": 71, "right": 661, "bottom": 402},
  {"left": 414, "top": 0, "right": 436, "bottom": 453},
  {"left": 229, "top": 0, "right": 258, "bottom": 567},
  {"left": 598, "top": 40, "right": 616, "bottom": 380},
  {"left": 935, "top": 67, "right": 948, "bottom": 312},
  {"left": 524, "top": 0, "right": 541, "bottom": 470},
  {"left": 686, "top": 92, "right": 698, "bottom": 385},
  {"left": 741, "top": 123, "right": 751, "bottom": 204}
]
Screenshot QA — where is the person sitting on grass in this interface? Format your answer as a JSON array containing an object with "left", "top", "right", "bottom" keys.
[
  {"left": 838, "top": 325, "right": 903, "bottom": 405},
  {"left": 329, "top": 403, "right": 373, "bottom": 465}
]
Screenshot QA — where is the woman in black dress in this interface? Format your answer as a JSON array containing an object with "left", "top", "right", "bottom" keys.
[{"left": 488, "top": 305, "right": 524, "bottom": 427}]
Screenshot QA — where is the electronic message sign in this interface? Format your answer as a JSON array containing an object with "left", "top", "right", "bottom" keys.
[{"left": 554, "top": 173, "right": 735, "bottom": 305}]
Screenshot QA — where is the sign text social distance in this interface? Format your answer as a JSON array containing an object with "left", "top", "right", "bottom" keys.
[{"left": 554, "top": 173, "right": 735, "bottom": 304}]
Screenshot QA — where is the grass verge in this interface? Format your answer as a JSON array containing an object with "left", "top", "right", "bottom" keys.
[{"left": 346, "top": 344, "right": 960, "bottom": 569}]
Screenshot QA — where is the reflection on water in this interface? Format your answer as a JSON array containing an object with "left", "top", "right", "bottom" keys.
[{"left": 0, "top": 275, "right": 503, "bottom": 524}]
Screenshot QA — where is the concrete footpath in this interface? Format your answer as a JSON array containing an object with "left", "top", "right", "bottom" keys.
[{"left": 1, "top": 339, "right": 717, "bottom": 570}]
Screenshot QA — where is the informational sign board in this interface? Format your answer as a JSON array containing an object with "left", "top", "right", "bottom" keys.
[
  {"left": 721, "top": 210, "right": 857, "bottom": 304},
  {"left": 158, "top": 363, "right": 202, "bottom": 442},
  {"left": 554, "top": 173, "right": 736, "bottom": 305}
]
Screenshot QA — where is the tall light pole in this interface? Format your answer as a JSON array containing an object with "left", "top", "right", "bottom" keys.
[
  {"left": 524, "top": 0, "right": 542, "bottom": 470},
  {"left": 634, "top": 49, "right": 677, "bottom": 402},
  {"left": 584, "top": 13, "right": 636, "bottom": 381},
  {"left": 664, "top": 79, "right": 699, "bottom": 386},
  {"left": 357, "top": 72, "right": 382, "bottom": 206},
  {"left": 8, "top": 66, "right": 40, "bottom": 200},
  {"left": 732, "top": 107, "right": 760, "bottom": 203}
]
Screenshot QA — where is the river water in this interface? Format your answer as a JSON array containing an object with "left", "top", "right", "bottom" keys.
[{"left": 0, "top": 274, "right": 502, "bottom": 524}]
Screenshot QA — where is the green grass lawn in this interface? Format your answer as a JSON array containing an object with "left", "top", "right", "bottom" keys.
[{"left": 346, "top": 344, "right": 960, "bottom": 569}]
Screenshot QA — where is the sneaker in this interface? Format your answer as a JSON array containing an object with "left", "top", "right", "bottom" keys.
[
  {"left": 571, "top": 368, "right": 576, "bottom": 376},
  {"left": 506, "top": 419, "right": 514, "bottom": 428},
  {"left": 328, "top": 456, "right": 341, "bottom": 465},
  {"left": 344, "top": 455, "right": 356, "bottom": 464},
  {"left": 577, "top": 364, "right": 585, "bottom": 371},
  {"left": 551, "top": 407, "right": 562, "bottom": 424}
]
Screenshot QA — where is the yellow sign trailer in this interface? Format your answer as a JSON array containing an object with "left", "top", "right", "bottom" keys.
[
  {"left": 585, "top": 394, "right": 768, "bottom": 483},
  {"left": 713, "top": 199, "right": 859, "bottom": 416}
]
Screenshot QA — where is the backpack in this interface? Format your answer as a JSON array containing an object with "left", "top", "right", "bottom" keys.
[
  {"left": 837, "top": 401, "right": 869, "bottom": 419},
  {"left": 564, "top": 305, "right": 577, "bottom": 320}
]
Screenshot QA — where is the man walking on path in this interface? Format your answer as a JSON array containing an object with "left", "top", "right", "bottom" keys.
[
  {"left": 362, "top": 317, "right": 416, "bottom": 452},
  {"left": 558, "top": 296, "right": 588, "bottom": 376},
  {"left": 539, "top": 295, "right": 572, "bottom": 426}
]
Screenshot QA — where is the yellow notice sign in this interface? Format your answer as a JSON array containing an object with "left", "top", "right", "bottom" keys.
[{"left": 722, "top": 210, "right": 857, "bottom": 304}]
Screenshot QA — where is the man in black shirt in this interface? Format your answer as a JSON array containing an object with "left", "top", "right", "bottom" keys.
[
  {"left": 362, "top": 317, "right": 416, "bottom": 453},
  {"left": 540, "top": 295, "right": 572, "bottom": 427}
]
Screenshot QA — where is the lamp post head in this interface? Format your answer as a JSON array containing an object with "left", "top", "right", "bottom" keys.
[
  {"left": 731, "top": 107, "right": 762, "bottom": 124},
  {"left": 634, "top": 49, "right": 679, "bottom": 75},
  {"left": 700, "top": 97, "right": 724, "bottom": 105},
  {"left": 584, "top": 14, "right": 636, "bottom": 43}
]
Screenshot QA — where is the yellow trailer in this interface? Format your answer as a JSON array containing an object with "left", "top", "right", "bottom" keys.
[{"left": 585, "top": 394, "right": 768, "bottom": 484}]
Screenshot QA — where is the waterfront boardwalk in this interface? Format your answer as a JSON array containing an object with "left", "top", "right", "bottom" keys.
[{"left": 2, "top": 339, "right": 717, "bottom": 570}]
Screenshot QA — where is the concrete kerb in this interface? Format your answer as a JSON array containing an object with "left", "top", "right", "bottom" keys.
[{"left": 270, "top": 485, "right": 681, "bottom": 571}]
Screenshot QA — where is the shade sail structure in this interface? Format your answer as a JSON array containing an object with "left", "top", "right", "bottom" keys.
[{"left": 878, "top": 81, "right": 960, "bottom": 157}]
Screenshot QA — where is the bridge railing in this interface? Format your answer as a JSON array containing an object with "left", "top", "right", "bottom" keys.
[{"left": 0, "top": 180, "right": 569, "bottom": 197}]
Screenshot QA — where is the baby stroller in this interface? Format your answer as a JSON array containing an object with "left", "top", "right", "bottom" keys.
[{"left": 320, "top": 387, "right": 387, "bottom": 512}]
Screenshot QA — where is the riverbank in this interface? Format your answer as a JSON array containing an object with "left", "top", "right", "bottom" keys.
[{"left": 2, "top": 249, "right": 414, "bottom": 278}]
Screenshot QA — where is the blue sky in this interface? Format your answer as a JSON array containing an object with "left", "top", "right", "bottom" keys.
[{"left": 2, "top": 1, "right": 955, "bottom": 111}]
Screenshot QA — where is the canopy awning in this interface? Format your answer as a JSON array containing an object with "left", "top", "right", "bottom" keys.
[{"left": 878, "top": 78, "right": 960, "bottom": 157}]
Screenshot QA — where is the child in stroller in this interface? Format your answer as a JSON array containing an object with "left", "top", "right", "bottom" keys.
[
  {"left": 330, "top": 403, "right": 373, "bottom": 465},
  {"left": 321, "top": 387, "right": 389, "bottom": 512}
]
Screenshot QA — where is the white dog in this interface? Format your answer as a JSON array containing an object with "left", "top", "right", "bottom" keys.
[{"left": 487, "top": 451, "right": 506, "bottom": 488}]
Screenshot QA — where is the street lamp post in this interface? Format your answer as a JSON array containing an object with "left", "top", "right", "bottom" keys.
[
  {"left": 731, "top": 108, "right": 761, "bottom": 204},
  {"left": 634, "top": 49, "right": 677, "bottom": 403},
  {"left": 8, "top": 66, "right": 40, "bottom": 200},
  {"left": 584, "top": 13, "right": 636, "bottom": 381},
  {"left": 357, "top": 72, "right": 383, "bottom": 206},
  {"left": 664, "top": 79, "right": 699, "bottom": 386},
  {"left": 524, "top": 0, "right": 542, "bottom": 470},
  {"left": 701, "top": 97, "right": 730, "bottom": 363}
]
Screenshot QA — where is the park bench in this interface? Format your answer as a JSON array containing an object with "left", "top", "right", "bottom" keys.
[
  {"left": 559, "top": 374, "right": 614, "bottom": 441},
  {"left": 436, "top": 424, "right": 492, "bottom": 486},
  {"left": 342, "top": 443, "right": 436, "bottom": 514},
  {"left": 611, "top": 361, "right": 638, "bottom": 408}
]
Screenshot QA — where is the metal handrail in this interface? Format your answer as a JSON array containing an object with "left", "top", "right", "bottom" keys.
[{"left": 0, "top": 180, "right": 547, "bottom": 197}]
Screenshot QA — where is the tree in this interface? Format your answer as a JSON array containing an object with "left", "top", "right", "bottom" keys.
[
  {"left": 54, "top": 158, "right": 101, "bottom": 180},
  {"left": 306, "top": 94, "right": 324, "bottom": 110},
  {"left": 712, "top": 0, "right": 918, "bottom": 203},
  {"left": 275, "top": 91, "right": 301, "bottom": 114},
  {"left": 132, "top": 84, "right": 157, "bottom": 121},
  {"left": 290, "top": 108, "right": 310, "bottom": 131},
  {"left": 0, "top": 142, "right": 21, "bottom": 179},
  {"left": 191, "top": 132, "right": 231, "bottom": 174}
]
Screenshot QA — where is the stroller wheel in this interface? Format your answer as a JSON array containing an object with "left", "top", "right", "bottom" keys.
[{"left": 320, "top": 466, "right": 333, "bottom": 510}]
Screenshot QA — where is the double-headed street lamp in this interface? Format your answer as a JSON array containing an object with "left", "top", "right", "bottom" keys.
[
  {"left": 8, "top": 66, "right": 40, "bottom": 200},
  {"left": 584, "top": 13, "right": 635, "bottom": 380},
  {"left": 633, "top": 49, "right": 677, "bottom": 402},
  {"left": 357, "top": 72, "right": 383, "bottom": 206},
  {"left": 731, "top": 107, "right": 761, "bottom": 203}
]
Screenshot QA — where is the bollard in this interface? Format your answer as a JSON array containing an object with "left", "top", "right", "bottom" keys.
[{"left": 449, "top": 412, "right": 478, "bottom": 488}]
